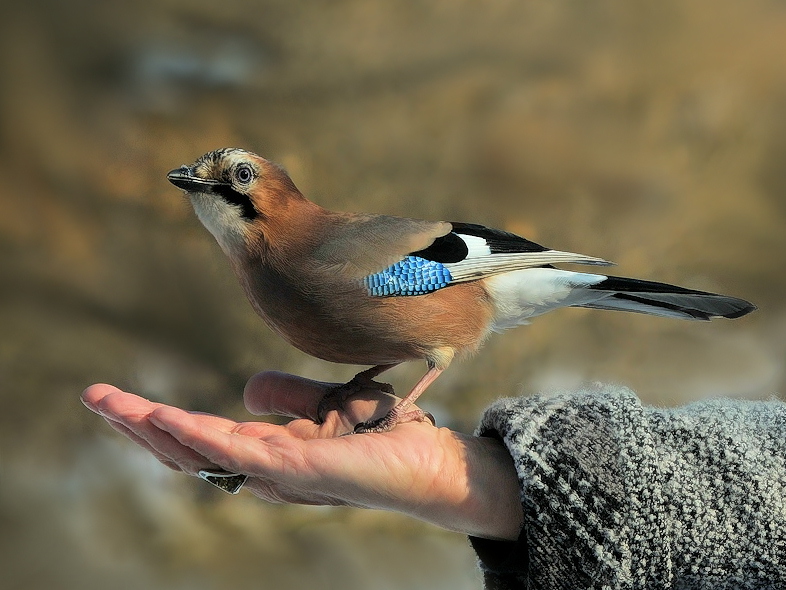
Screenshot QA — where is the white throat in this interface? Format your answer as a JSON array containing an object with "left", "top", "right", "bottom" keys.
[{"left": 189, "top": 193, "right": 248, "bottom": 256}]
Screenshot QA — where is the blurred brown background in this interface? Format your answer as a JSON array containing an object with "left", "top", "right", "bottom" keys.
[{"left": 1, "top": 1, "right": 784, "bottom": 588}]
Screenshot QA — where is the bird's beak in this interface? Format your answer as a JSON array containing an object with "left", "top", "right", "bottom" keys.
[{"left": 167, "top": 166, "right": 225, "bottom": 193}]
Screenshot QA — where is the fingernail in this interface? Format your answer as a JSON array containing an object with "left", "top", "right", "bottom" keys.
[{"left": 80, "top": 388, "right": 98, "bottom": 411}]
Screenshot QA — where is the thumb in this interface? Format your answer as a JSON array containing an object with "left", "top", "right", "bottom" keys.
[{"left": 244, "top": 371, "right": 334, "bottom": 420}]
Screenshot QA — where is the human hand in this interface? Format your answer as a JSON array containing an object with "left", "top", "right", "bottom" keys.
[{"left": 81, "top": 372, "right": 523, "bottom": 540}]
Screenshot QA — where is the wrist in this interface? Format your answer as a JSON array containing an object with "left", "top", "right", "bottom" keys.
[
  {"left": 407, "top": 429, "right": 523, "bottom": 540},
  {"left": 462, "top": 434, "right": 523, "bottom": 540}
]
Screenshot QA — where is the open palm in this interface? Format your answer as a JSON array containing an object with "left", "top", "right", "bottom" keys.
[{"left": 81, "top": 371, "right": 522, "bottom": 540}]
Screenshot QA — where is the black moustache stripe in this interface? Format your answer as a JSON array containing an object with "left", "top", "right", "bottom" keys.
[{"left": 211, "top": 184, "right": 258, "bottom": 221}]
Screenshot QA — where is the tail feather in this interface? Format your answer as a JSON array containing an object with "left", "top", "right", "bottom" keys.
[
  {"left": 579, "top": 275, "right": 756, "bottom": 320},
  {"left": 484, "top": 268, "right": 755, "bottom": 332}
]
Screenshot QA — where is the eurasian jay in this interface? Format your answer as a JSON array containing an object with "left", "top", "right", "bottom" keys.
[{"left": 168, "top": 148, "right": 755, "bottom": 433}]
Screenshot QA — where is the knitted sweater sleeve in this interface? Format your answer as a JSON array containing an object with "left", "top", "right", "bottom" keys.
[{"left": 468, "top": 385, "right": 786, "bottom": 590}]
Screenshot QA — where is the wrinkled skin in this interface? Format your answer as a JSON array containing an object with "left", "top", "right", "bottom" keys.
[{"left": 81, "top": 372, "right": 523, "bottom": 541}]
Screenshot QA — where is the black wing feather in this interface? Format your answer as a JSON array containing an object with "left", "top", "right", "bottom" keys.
[
  {"left": 411, "top": 221, "right": 548, "bottom": 263},
  {"left": 450, "top": 222, "right": 548, "bottom": 254},
  {"left": 410, "top": 231, "right": 468, "bottom": 263}
]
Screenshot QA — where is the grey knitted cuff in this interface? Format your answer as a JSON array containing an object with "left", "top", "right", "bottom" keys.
[
  {"left": 472, "top": 385, "right": 671, "bottom": 588},
  {"left": 470, "top": 387, "right": 786, "bottom": 588}
]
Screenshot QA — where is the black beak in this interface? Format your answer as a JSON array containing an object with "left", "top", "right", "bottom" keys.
[
  {"left": 167, "top": 166, "right": 224, "bottom": 192},
  {"left": 168, "top": 163, "right": 258, "bottom": 221}
]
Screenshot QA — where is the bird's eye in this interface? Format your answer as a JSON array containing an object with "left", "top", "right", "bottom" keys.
[{"left": 235, "top": 165, "right": 253, "bottom": 184}]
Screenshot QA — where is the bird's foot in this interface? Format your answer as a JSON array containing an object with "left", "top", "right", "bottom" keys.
[
  {"left": 353, "top": 408, "right": 436, "bottom": 434},
  {"left": 317, "top": 375, "right": 395, "bottom": 424},
  {"left": 351, "top": 368, "right": 395, "bottom": 394}
]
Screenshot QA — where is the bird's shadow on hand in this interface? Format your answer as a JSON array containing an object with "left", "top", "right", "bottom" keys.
[{"left": 318, "top": 383, "right": 401, "bottom": 435}]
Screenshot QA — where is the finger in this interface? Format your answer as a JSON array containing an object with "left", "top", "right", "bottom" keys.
[
  {"left": 244, "top": 371, "right": 334, "bottom": 420},
  {"left": 81, "top": 383, "right": 124, "bottom": 414},
  {"left": 103, "top": 418, "right": 183, "bottom": 472},
  {"left": 188, "top": 411, "right": 248, "bottom": 433},
  {"left": 85, "top": 385, "right": 187, "bottom": 471},
  {"left": 97, "top": 391, "right": 218, "bottom": 475},
  {"left": 94, "top": 389, "right": 156, "bottom": 419},
  {"left": 149, "top": 405, "right": 296, "bottom": 478},
  {"left": 85, "top": 384, "right": 240, "bottom": 432}
]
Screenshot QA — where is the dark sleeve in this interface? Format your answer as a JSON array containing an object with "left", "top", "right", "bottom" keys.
[{"left": 468, "top": 385, "right": 786, "bottom": 590}]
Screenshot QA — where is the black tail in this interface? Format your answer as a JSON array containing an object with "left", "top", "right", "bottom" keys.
[{"left": 578, "top": 275, "right": 756, "bottom": 321}]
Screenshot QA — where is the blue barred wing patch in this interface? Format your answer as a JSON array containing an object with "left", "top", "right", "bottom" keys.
[{"left": 364, "top": 256, "right": 453, "bottom": 297}]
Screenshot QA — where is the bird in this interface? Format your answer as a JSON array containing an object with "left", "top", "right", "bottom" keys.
[{"left": 167, "top": 147, "right": 756, "bottom": 433}]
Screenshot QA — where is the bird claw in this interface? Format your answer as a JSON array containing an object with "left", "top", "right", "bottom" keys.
[
  {"left": 353, "top": 409, "right": 436, "bottom": 434},
  {"left": 353, "top": 416, "right": 393, "bottom": 434},
  {"left": 316, "top": 376, "right": 396, "bottom": 424}
]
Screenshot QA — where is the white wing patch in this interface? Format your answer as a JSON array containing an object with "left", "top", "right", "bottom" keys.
[{"left": 458, "top": 234, "right": 491, "bottom": 258}]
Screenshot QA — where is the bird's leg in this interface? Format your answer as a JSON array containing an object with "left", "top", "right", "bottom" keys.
[
  {"left": 350, "top": 363, "right": 399, "bottom": 391},
  {"left": 354, "top": 364, "right": 444, "bottom": 434},
  {"left": 317, "top": 363, "right": 399, "bottom": 423}
]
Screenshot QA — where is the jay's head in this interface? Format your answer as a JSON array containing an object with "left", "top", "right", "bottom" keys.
[{"left": 167, "top": 148, "right": 304, "bottom": 255}]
